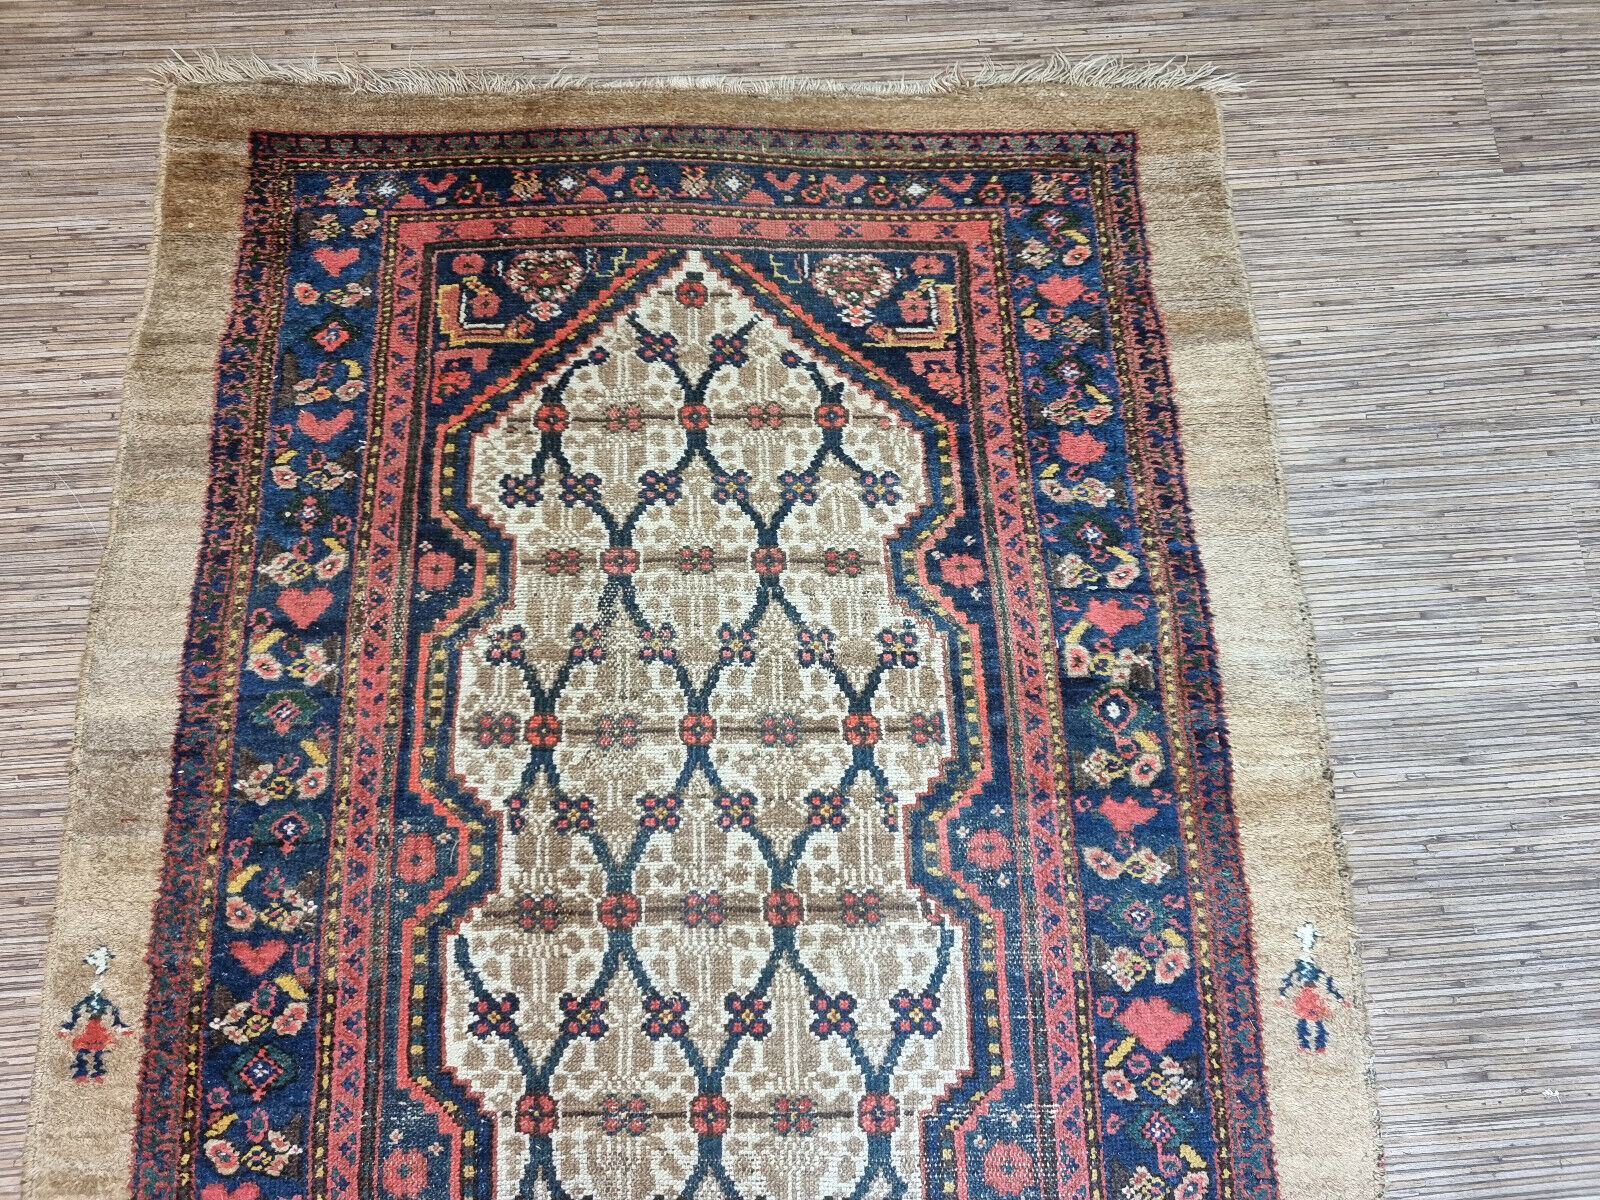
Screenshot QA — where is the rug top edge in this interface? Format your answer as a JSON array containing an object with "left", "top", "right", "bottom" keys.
[{"left": 151, "top": 51, "right": 1247, "bottom": 98}]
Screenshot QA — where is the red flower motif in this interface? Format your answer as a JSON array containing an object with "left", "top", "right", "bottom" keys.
[
  {"left": 805, "top": 790, "right": 849, "bottom": 830},
  {"left": 641, "top": 992, "right": 689, "bottom": 1040},
  {"left": 758, "top": 711, "right": 801, "bottom": 747},
  {"left": 744, "top": 401, "right": 784, "bottom": 429},
  {"left": 595, "top": 712, "right": 641, "bottom": 750},
  {"left": 983, "top": 1141, "right": 1036, "bottom": 1196},
  {"left": 558, "top": 994, "right": 608, "bottom": 1039},
  {"left": 689, "top": 1093, "right": 730, "bottom": 1137},
  {"left": 723, "top": 991, "right": 771, "bottom": 1038},
  {"left": 809, "top": 991, "right": 856, "bottom": 1037},
  {"left": 763, "top": 887, "right": 804, "bottom": 928},
  {"left": 683, "top": 890, "right": 724, "bottom": 928},
  {"left": 600, "top": 546, "right": 640, "bottom": 576},
  {"left": 678, "top": 401, "right": 712, "bottom": 432},
  {"left": 544, "top": 548, "right": 581, "bottom": 576},
  {"left": 472, "top": 711, "right": 520, "bottom": 747},
  {"left": 598, "top": 891, "right": 642, "bottom": 930},
  {"left": 839, "top": 888, "right": 881, "bottom": 928},
  {"left": 822, "top": 547, "right": 863, "bottom": 576},
  {"left": 553, "top": 790, "right": 598, "bottom": 838},
  {"left": 891, "top": 990, "right": 942, "bottom": 1037},
  {"left": 637, "top": 791, "right": 682, "bottom": 832},
  {"left": 675, "top": 277, "right": 708, "bottom": 308},
  {"left": 516, "top": 1092, "right": 558, "bottom": 1137},
  {"left": 770, "top": 1094, "right": 816, "bottom": 1136},
  {"left": 965, "top": 828, "right": 1013, "bottom": 870},
  {"left": 535, "top": 401, "right": 569, "bottom": 433},
  {"left": 395, "top": 833, "right": 436, "bottom": 883},
  {"left": 814, "top": 400, "right": 849, "bottom": 429},
  {"left": 715, "top": 791, "right": 757, "bottom": 831},
  {"left": 680, "top": 713, "right": 716, "bottom": 746},
  {"left": 525, "top": 713, "right": 561, "bottom": 751},
  {"left": 468, "top": 992, "right": 518, "bottom": 1038},
  {"left": 842, "top": 713, "right": 881, "bottom": 747},
  {"left": 677, "top": 545, "right": 715, "bottom": 573},
  {"left": 857, "top": 1092, "right": 899, "bottom": 1135},
  {"left": 600, "top": 1090, "right": 651, "bottom": 1134},
  {"left": 708, "top": 332, "right": 748, "bottom": 367},
  {"left": 750, "top": 547, "right": 787, "bottom": 577},
  {"left": 941, "top": 553, "right": 985, "bottom": 588},
  {"left": 605, "top": 402, "right": 644, "bottom": 433},
  {"left": 451, "top": 253, "right": 485, "bottom": 276},
  {"left": 514, "top": 892, "right": 560, "bottom": 933}
]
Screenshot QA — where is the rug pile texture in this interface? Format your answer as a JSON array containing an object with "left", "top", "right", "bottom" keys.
[{"left": 26, "top": 70, "right": 1383, "bottom": 1200}]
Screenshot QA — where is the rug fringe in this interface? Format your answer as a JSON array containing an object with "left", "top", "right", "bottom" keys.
[{"left": 150, "top": 50, "right": 1244, "bottom": 97}]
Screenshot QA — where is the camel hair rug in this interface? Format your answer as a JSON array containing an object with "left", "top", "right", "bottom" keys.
[{"left": 25, "top": 55, "right": 1385, "bottom": 1200}]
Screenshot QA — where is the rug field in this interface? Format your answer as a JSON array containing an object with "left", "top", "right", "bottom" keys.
[{"left": 25, "top": 74, "right": 1383, "bottom": 1200}]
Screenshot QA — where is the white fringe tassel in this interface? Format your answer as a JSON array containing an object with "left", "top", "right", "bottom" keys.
[{"left": 152, "top": 50, "right": 1243, "bottom": 97}]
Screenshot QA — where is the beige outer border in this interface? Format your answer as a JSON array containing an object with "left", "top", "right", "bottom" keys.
[{"left": 24, "top": 82, "right": 1383, "bottom": 1200}]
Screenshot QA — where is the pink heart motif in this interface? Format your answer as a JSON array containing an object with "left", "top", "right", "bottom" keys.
[
  {"left": 1085, "top": 598, "right": 1145, "bottom": 637},
  {"left": 200, "top": 1183, "right": 262, "bottom": 1200},
  {"left": 298, "top": 408, "right": 355, "bottom": 444},
  {"left": 311, "top": 246, "right": 360, "bottom": 277},
  {"left": 1036, "top": 273, "right": 1088, "bottom": 307},
  {"left": 1099, "top": 795, "right": 1159, "bottom": 835},
  {"left": 278, "top": 586, "right": 333, "bottom": 630},
  {"left": 229, "top": 940, "right": 287, "bottom": 976},
  {"left": 1056, "top": 431, "right": 1107, "bottom": 466}
]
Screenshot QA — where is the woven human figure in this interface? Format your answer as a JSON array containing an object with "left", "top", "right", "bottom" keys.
[
  {"left": 1277, "top": 922, "right": 1348, "bottom": 1053},
  {"left": 57, "top": 945, "right": 130, "bottom": 1082}
]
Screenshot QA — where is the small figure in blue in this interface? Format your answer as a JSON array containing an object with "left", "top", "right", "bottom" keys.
[
  {"left": 1276, "top": 922, "right": 1348, "bottom": 1053},
  {"left": 57, "top": 945, "right": 130, "bottom": 1082}
]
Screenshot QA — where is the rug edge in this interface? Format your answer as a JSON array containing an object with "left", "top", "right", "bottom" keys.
[
  {"left": 22, "top": 84, "right": 216, "bottom": 1200},
  {"left": 1154, "top": 102, "right": 1390, "bottom": 1198},
  {"left": 149, "top": 50, "right": 1246, "bottom": 96},
  {"left": 1213, "top": 103, "right": 1392, "bottom": 1185}
]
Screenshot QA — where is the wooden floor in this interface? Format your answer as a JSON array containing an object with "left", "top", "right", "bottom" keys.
[{"left": 3, "top": 4, "right": 1598, "bottom": 1197}]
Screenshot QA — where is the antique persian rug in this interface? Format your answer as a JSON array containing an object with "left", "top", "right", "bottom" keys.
[{"left": 26, "top": 67, "right": 1383, "bottom": 1200}]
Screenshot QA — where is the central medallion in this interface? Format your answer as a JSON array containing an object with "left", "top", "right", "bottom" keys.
[{"left": 445, "top": 253, "right": 972, "bottom": 1200}]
